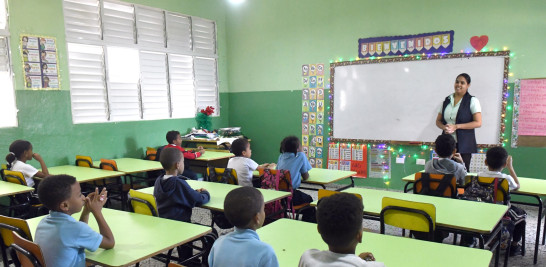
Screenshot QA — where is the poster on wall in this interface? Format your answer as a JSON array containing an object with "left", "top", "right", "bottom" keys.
[
  {"left": 327, "top": 143, "right": 367, "bottom": 177},
  {"left": 368, "top": 147, "right": 391, "bottom": 178},
  {"left": 302, "top": 63, "right": 325, "bottom": 168},
  {"left": 358, "top": 30, "right": 454, "bottom": 58},
  {"left": 21, "top": 34, "right": 60, "bottom": 90}
]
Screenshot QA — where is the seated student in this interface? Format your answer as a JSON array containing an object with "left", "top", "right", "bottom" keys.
[
  {"left": 5, "top": 139, "right": 49, "bottom": 187},
  {"left": 425, "top": 134, "right": 467, "bottom": 185},
  {"left": 277, "top": 136, "right": 315, "bottom": 222},
  {"left": 35, "top": 175, "right": 115, "bottom": 267},
  {"left": 227, "top": 138, "right": 275, "bottom": 187},
  {"left": 154, "top": 147, "right": 210, "bottom": 261},
  {"left": 208, "top": 187, "right": 279, "bottom": 267},
  {"left": 477, "top": 146, "right": 525, "bottom": 255},
  {"left": 299, "top": 193, "right": 384, "bottom": 267},
  {"left": 159, "top": 130, "right": 206, "bottom": 180}
]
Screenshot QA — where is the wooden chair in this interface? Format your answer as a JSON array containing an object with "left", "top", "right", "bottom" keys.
[
  {"left": 0, "top": 215, "right": 33, "bottom": 266},
  {"left": 207, "top": 167, "right": 238, "bottom": 185},
  {"left": 414, "top": 172, "right": 457, "bottom": 198},
  {"left": 10, "top": 231, "right": 45, "bottom": 267},
  {"left": 380, "top": 197, "right": 436, "bottom": 241},
  {"left": 99, "top": 159, "right": 128, "bottom": 210},
  {"left": 1, "top": 170, "right": 46, "bottom": 218}
]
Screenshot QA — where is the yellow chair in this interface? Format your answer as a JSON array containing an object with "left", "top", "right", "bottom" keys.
[
  {"left": 75, "top": 155, "right": 93, "bottom": 168},
  {"left": 318, "top": 189, "right": 362, "bottom": 201},
  {"left": 1, "top": 171, "right": 45, "bottom": 218},
  {"left": 207, "top": 167, "right": 238, "bottom": 185},
  {"left": 10, "top": 231, "right": 46, "bottom": 267},
  {"left": 380, "top": 197, "right": 436, "bottom": 241},
  {"left": 0, "top": 215, "right": 33, "bottom": 266},
  {"left": 2, "top": 170, "right": 27, "bottom": 185},
  {"left": 127, "top": 189, "right": 159, "bottom": 217}
]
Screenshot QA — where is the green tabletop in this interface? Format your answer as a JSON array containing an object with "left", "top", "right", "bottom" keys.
[
  {"left": 0, "top": 180, "right": 34, "bottom": 197},
  {"left": 92, "top": 158, "right": 163, "bottom": 174},
  {"left": 47, "top": 165, "right": 125, "bottom": 183},
  {"left": 341, "top": 187, "right": 507, "bottom": 234},
  {"left": 192, "top": 151, "right": 234, "bottom": 161},
  {"left": 304, "top": 168, "right": 356, "bottom": 185},
  {"left": 27, "top": 208, "right": 211, "bottom": 267},
  {"left": 139, "top": 180, "right": 290, "bottom": 212},
  {"left": 258, "top": 219, "right": 492, "bottom": 267}
]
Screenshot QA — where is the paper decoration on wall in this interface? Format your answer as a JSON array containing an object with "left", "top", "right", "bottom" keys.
[
  {"left": 368, "top": 147, "right": 391, "bottom": 178},
  {"left": 470, "top": 35, "right": 489, "bottom": 52},
  {"left": 513, "top": 79, "right": 546, "bottom": 136},
  {"left": 21, "top": 34, "right": 60, "bottom": 90},
  {"left": 469, "top": 153, "right": 488, "bottom": 173},
  {"left": 302, "top": 63, "right": 325, "bottom": 168},
  {"left": 327, "top": 143, "right": 367, "bottom": 177},
  {"left": 358, "top": 30, "right": 454, "bottom": 58}
]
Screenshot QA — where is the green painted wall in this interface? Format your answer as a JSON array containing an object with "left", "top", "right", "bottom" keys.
[
  {"left": 0, "top": 0, "right": 230, "bottom": 167},
  {"left": 225, "top": 0, "right": 546, "bottom": 190}
]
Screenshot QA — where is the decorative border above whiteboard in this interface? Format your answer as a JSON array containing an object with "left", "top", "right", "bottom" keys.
[{"left": 328, "top": 51, "right": 510, "bottom": 147}]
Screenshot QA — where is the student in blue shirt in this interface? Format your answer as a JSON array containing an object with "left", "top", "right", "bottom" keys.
[
  {"left": 277, "top": 135, "right": 315, "bottom": 222},
  {"left": 35, "top": 175, "right": 115, "bottom": 267},
  {"left": 208, "top": 187, "right": 279, "bottom": 267}
]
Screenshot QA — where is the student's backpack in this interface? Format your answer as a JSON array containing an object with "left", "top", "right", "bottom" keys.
[
  {"left": 260, "top": 169, "right": 293, "bottom": 221},
  {"left": 461, "top": 176, "right": 509, "bottom": 204}
]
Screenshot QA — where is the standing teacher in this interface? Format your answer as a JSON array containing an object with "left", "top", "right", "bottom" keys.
[{"left": 436, "top": 73, "right": 482, "bottom": 170}]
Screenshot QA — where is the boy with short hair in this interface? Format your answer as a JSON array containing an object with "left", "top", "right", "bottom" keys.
[
  {"left": 160, "top": 130, "right": 206, "bottom": 180},
  {"left": 35, "top": 175, "right": 115, "bottom": 267},
  {"left": 425, "top": 134, "right": 468, "bottom": 184},
  {"left": 154, "top": 147, "right": 210, "bottom": 262},
  {"left": 227, "top": 138, "right": 275, "bottom": 187},
  {"left": 299, "top": 193, "right": 384, "bottom": 267},
  {"left": 478, "top": 146, "right": 524, "bottom": 255},
  {"left": 208, "top": 187, "right": 279, "bottom": 267}
]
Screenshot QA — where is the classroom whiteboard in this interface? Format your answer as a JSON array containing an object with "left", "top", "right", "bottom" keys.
[{"left": 331, "top": 52, "right": 509, "bottom": 145}]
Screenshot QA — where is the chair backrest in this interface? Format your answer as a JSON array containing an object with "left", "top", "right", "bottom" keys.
[
  {"left": 462, "top": 176, "right": 510, "bottom": 205},
  {"left": 380, "top": 197, "right": 436, "bottom": 240},
  {"left": 11, "top": 231, "right": 45, "bottom": 267},
  {"left": 128, "top": 190, "right": 159, "bottom": 217},
  {"left": 317, "top": 189, "right": 362, "bottom": 201},
  {"left": 414, "top": 172, "right": 457, "bottom": 198},
  {"left": 1, "top": 164, "right": 7, "bottom": 170},
  {"left": 207, "top": 167, "right": 238, "bottom": 185},
  {"left": 168, "top": 263, "right": 183, "bottom": 267},
  {"left": 155, "top": 146, "right": 164, "bottom": 162},
  {"left": 99, "top": 159, "right": 118, "bottom": 171},
  {"left": 145, "top": 147, "right": 157, "bottom": 161},
  {"left": 0, "top": 215, "right": 32, "bottom": 247},
  {"left": 75, "top": 155, "right": 93, "bottom": 168},
  {"left": 3, "top": 170, "right": 27, "bottom": 186}
]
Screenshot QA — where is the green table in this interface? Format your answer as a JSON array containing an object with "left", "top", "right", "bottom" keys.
[
  {"left": 301, "top": 168, "right": 357, "bottom": 191},
  {"left": 27, "top": 208, "right": 211, "bottom": 267},
  {"left": 92, "top": 158, "right": 163, "bottom": 174},
  {"left": 402, "top": 171, "right": 546, "bottom": 264},
  {"left": 185, "top": 151, "right": 234, "bottom": 178},
  {"left": 258, "top": 219, "right": 493, "bottom": 267},
  {"left": 46, "top": 165, "right": 125, "bottom": 183},
  {"left": 139, "top": 180, "right": 290, "bottom": 212},
  {"left": 0, "top": 180, "right": 34, "bottom": 197}
]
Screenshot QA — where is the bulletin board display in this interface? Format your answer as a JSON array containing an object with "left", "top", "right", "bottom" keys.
[
  {"left": 329, "top": 51, "right": 510, "bottom": 146},
  {"left": 511, "top": 78, "right": 546, "bottom": 147},
  {"left": 327, "top": 143, "right": 367, "bottom": 178},
  {"left": 21, "top": 34, "right": 60, "bottom": 90},
  {"left": 302, "top": 63, "right": 326, "bottom": 168}
]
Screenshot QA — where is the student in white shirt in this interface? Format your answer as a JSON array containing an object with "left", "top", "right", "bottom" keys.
[
  {"left": 477, "top": 146, "right": 524, "bottom": 256},
  {"left": 5, "top": 140, "right": 49, "bottom": 187},
  {"left": 299, "top": 193, "right": 385, "bottom": 267},
  {"left": 227, "top": 138, "right": 274, "bottom": 187}
]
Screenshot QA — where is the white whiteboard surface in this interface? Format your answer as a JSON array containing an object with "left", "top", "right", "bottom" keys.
[{"left": 332, "top": 54, "right": 507, "bottom": 144}]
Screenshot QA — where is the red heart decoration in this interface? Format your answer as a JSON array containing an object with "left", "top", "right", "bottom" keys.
[{"left": 470, "top": 35, "right": 489, "bottom": 52}]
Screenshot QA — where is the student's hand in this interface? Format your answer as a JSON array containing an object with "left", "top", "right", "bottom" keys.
[
  {"left": 32, "top": 153, "right": 43, "bottom": 161},
  {"left": 196, "top": 188, "right": 207, "bottom": 193},
  {"left": 197, "top": 146, "right": 204, "bottom": 150},
  {"left": 87, "top": 187, "right": 108, "bottom": 214},
  {"left": 358, "top": 252, "right": 376, "bottom": 261},
  {"left": 199, "top": 149, "right": 206, "bottom": 154},
  {"left": 452, "top": 153, "right": 463, "bottom": 163},
  {"left": 506, "top": 155, "right": 513, "bottom": 168}
]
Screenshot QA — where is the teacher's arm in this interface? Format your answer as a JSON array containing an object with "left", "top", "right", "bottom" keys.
[
  {"left": 435, "top": 113, "right": 448, "bottom": 132},
  {"left": 454, "top": 112, "right": 482, "bottom": 130}
]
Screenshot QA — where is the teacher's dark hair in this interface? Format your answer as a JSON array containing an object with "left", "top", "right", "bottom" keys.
[{"left": 457, "top": 73, "right": 471, "bottom": 84}]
